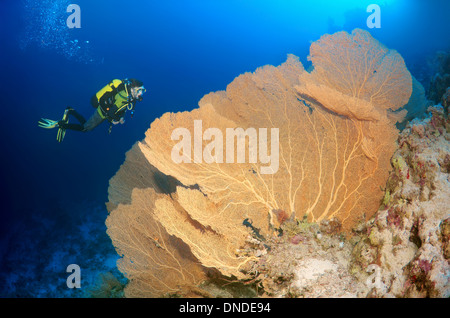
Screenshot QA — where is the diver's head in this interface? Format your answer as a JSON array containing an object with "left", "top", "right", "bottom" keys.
[{"left": 128, "top": 78, "right": 146, "bottom": 101}]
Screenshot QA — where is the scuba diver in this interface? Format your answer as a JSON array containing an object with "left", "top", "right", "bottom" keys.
[{"left": 38, "top": 78, "right": 146, "bottom": 142}]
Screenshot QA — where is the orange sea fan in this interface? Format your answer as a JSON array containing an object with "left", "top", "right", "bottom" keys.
[{"left": 106, "top": 29, "right": 412, "bottom": 297}]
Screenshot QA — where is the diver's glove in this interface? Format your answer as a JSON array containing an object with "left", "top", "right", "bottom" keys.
[{"left": 111, "top": 118, "right": 125, "bottom": 125}]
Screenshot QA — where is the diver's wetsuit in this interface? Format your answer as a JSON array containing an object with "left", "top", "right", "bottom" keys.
[
  {"left": 60, "top": 108, "right": 104, "bottom": 132},
  {"left": 60, "top": 79, "right": 134, "bottom": 132}
]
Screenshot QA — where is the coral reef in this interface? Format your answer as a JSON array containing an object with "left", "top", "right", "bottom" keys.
[
  {"left": 85, "top": 272, "right": 125, "bottom": 298},
  {"left": 442, "top": 87, "right": 450, "bottom": 110},
  {"left": 234, "top": 100, "right": 449, "bottom": 298},
  {"left": 106, "top": 29, "right": 414, "bottom": 297},
  {"left": 427, "top": 51, "right": 450, "bottom": 104},
  {"left": 0, "top": 201, "right": 126, "bottom": 298},
  {"left": 349, "top": 102, "right": 450, "bottom": 297},
  {"left": 397, "top": 76, "right": 431, "bottom": 130},
  {"left": 248, "top": 217, "right": 365, "bottom": 298}
]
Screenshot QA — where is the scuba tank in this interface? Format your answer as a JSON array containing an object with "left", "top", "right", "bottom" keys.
[
  {"left": 91, "top": 79, "right": 123, "bottom": 109},
  {"left": 91, "top": 79, "right": 136, "bottom": 134}
]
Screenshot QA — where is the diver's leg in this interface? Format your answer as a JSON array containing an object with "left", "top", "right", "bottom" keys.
[
  {"left": 62, "top": 123, "right": 85, "bottom": 131},
  {"left": 58, "top": 108, "right": 86, "bottom": 131},
  {"left": 67, "top": 108, "right": 87, "bottom": 125},
  {"left": 82, "top": 109, "right": 106, "bottom": 132}
]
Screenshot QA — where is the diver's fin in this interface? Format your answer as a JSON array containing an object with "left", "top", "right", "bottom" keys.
[
  {"left": 56, "top": 107, "right": 71, "bottom": 143},
  {"left": 56, "top": 126, "right": 66, "bottom": 143},
  {"left": 39, "top": 107, "right": 71, "bottom": 142},
  {"left": 38, "top": 118, "right": 59, "bottom": 129}
]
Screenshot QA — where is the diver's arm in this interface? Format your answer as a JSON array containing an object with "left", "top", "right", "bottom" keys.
[{"left": 111, "top": 117, "right": 125, "bottom": 125}]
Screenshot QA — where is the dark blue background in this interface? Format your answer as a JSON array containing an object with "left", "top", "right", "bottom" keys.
[{"left": 0, "top": 0, "right": 449, "bottom": 297}]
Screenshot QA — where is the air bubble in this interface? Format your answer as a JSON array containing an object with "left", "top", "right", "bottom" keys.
[{"left": 20, "top": 0, "right": 97, "bottom": 64}]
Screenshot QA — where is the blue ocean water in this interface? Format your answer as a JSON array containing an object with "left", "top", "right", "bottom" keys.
[{"left": 0, "top": 0, "right": 449, "bottom": 297}]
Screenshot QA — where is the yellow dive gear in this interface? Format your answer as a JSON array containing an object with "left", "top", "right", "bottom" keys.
[{"left": 91, "top": 79, "right": 134, "bottom": 121}]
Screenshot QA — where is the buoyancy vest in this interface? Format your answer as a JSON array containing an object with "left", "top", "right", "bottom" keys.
[{"left": 91, "top": 79, "right": 135, "bottom": 121}]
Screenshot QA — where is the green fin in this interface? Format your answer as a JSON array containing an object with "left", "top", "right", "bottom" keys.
[
  {"left": 39, "top": 107, "right": 72, "bottom": 142},
  {"left": 38, "top": 118, "right": 59, "bottom": 129},
  {"left": 57, "top": 126, "right": 66, "bottom": 143},
  {"left": 56, "top": 108, "right": 70, "bottom": 143}
]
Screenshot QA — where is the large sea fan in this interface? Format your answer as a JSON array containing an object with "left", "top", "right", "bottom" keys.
[{"left": 106, "top": 29, "right": 412, "bottom": 297}]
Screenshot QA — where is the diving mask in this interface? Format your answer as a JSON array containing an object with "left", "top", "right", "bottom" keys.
[{"left": 135, "top": 86, "right": 146, "bottom": 101}]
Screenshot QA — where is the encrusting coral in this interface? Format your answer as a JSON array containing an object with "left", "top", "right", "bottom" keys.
[
  {"left": 105, "top": 29, "right": 414, "bottom": 297},
  {"left": 350, "top": 102, "right": 450, "bottom": 297}
]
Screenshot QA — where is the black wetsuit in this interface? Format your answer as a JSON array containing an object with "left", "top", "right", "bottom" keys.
[{"left": 61, "top": 82, "right": 134, "bottom": 132}]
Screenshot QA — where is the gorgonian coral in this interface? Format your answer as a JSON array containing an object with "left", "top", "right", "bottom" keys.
[{"left": 106, "top": 29, "right": 412, "bottom": 297}]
